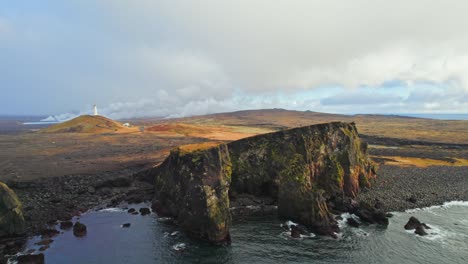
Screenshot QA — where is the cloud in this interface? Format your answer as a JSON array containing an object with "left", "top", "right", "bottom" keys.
[{"left": 2, "top": 0, "right": 468, "bottom": 116}]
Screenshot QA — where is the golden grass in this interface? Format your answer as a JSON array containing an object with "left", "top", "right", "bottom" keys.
[
  {"left": 374, "top": 155, "right": 468, "bottom": 167},
  {"left": 146, "top": 122, "right": 270, "bottom": 141},
  {"left": 179, "top": 142, "right": 222, "bottom": 152}
]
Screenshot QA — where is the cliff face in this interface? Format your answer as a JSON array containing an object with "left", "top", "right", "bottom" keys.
[
  {"left": 0, "top": 182, "right": 26, "bottom": 237},
  {"left": 152, "top": 122, "right": 376, "bottom": 242},
  {"left": 153, "top": 143, "right": 232, "bottom": 243},
  {"left": 229, "top": 122, "right": 376, "bottom": 235}
]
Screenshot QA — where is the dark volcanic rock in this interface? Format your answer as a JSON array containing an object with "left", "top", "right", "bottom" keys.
[
  {"left": 35, "top": 238, "right": 53, "bottom": 246},
  {"left": 39, "top": 228, "right": 59, "bottom": 238},
  {"left": 122, "top": 223, "right": 131, "bottom": 228},
  {"left": 139, "top": 207, "right": 151, "bottom": 215},
  {"left": 152, "top": 122, "right": 377, "bottom": 242},
  {"left": 404, "top": 216, "right": 421, "bottom": 230},
  {"left": 353, "top": 202, "right": 389, "bottom": 226},
  {"left": 154, "top": 143, "right": 232, "bottom": 244},
  {"left": 17, "top": 253, "right": 45, "bottom": 264},
  {"left": 290, "top": 225, "right": 302, "bottom": 238},
  {"left": 407, "top": 196, "right": 417, "bottom": 204},
  {"left": 73, "top": 222, "right": 87, "bottom": 237},
  {"left": 127, "top": 208, "right": 136, "bottom": 213},
  {"left": 347, "top": 217, "right": 360, "bottom": 228},
  {"left": 0, "top": 181, "right": 26, "bottom": 237},
  {"left": 405, "top": 216, "right": 430, "bottom": 236},
  {"left": 59, "top": 221, "right": 73, "bottom": 230},
  {"left": 415, "top": 225, "right": 428, "bottom": 236}
]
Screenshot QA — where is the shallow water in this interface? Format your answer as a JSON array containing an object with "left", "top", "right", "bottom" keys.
[{"left": 10, "top": 202, "right": 468, "bottom": 264}]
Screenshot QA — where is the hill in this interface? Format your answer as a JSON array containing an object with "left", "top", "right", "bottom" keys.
[
  {"left": 39, "top": 115, "right": 132, "bottom": 134},
  {"left": 146, "top": 109, "right": 468, "bottom": 144}
]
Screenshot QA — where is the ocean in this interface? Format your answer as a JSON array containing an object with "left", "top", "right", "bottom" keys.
[
  {"left": 396, "top": 114, "right": 468, "bottom": 120},
  {"left": 8, "top": 202, "right": 468, "bottom": 264}
]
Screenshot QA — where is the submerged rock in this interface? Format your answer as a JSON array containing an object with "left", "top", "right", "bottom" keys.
[
  {"left": 139, "top": 207, "right": 151, "bottom": 215},
  {"left": 73, "top": 222, "right": 87, "bottom": 237},
  {"left": 290, "top": 225, "right": 302, "bottom": 238},
  {"left": 404, "top": 216, "right": 430, "bottom": 236},
  {"left": 404, "top": 216, "right": 422, "bottom": 230},
  {"left": 0, "top": 181, "right": 26, "bottom": 237},
  {"left": 415, "top": 225, "right": 428, "bottom": 236},
  {"left": 122, "top": 223, "right": 131, "bottom": 228},
  {"left": 152, "top": 122, "right": 377, "bottom": 242}
]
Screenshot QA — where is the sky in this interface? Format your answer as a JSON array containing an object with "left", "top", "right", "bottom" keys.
[{"left": 1, "top": 0, "right": 467, "bottom": 120}]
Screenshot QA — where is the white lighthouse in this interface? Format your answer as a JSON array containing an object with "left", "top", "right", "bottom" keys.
[{"left": 93, "top": 104, "right": 98, "bottom": 116}]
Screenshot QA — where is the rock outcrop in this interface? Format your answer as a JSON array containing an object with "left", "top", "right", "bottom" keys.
[
  {"left": 153, "top": 143, "right": 232, "bottom": 243},
  {"left": 0, "top": 181, "right": 26, "bottom": 237},
  {"left": 152, "top": 122, "right": 377, "bottom": 243}
]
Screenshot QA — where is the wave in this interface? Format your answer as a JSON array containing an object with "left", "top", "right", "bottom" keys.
[{"left": 405, "top": 200, "right": 468, "bottom": 213}]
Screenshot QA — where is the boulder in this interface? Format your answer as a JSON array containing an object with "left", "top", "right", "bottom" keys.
[
  {"left": 122, "top": 223, "right": 131, "bottom": 228},
  {"left": 404, "top": 216, "right": 430, "bottom": 235},
  {"left": 17, "top": 253, "right": 45, "bottom": 264},
  {"left": 139, "top": 208, "right": 151, "bottom": 216},
  {"left": 404, "top": 216, "right": 421, "bottom": 230},
  {"left": 353, "top": 202, "right": 389, "bottom": 226},
  {"left": 127, "top": 208, "right": 136, "bottom": 213},
  {"left": 290, "top": 225, "right": 302, "bottom": 238},
  {"left": 0, "top": 181, "right": 26, "bottom": 237},
  {"left": 73, "top": 222, "right": 87, "bottom": 237},
  {"left": 59, "top": 221, "right": 73, "bottom": 230},
  {"left": 415, "top": 225, "right": 428, "bottom": 236}
]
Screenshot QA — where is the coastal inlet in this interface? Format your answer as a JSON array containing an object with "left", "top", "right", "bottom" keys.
[{"left": 8, "top": 201, "right": 468, "bottom": 264}]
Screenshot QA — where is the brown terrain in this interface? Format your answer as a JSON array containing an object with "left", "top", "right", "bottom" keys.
[{"left": 1, "top": 109, "right": 467, "bottom": 183}]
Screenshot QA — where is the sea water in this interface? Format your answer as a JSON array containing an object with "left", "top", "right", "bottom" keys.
[{"left": 9, "top": 202, "right": 468, "bottom": 264}]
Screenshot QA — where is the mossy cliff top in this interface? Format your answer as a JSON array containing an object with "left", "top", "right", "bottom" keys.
[
  {"left": 152, "top": 122, "right": 377, "bottom": 242},
  {"left": 0, "top": 181, "right": 26, "bottom": 237}
]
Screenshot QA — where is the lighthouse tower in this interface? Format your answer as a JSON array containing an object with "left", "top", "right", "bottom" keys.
[{"left": 93, "top": 104, "right": 98, "bottom": 116}]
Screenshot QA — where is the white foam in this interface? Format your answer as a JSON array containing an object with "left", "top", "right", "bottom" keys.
[
  {"left": 172, "top": 243, "right": 186, "bottom": 251},
  {"left": 157, "top": 217, "right": 173, "bottom": 222},
  {"left": 280, "top": 220, "right": 299, "bottom": 229},
  {"left": 405, "top": 200, "right": 468, "bottom": 213},
  {"left": 99, "top": 208, "right": 126, "bottom": 213},
  {"left": 337, "top": 213, "right": 361, "bottom": 229},
  {"left": 300, "top": 232, "right": 316, "bottom": 238}
]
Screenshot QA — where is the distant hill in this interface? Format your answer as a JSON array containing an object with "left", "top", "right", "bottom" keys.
[
  {"left": 144, "top": 109, "right": 468, "bottom": 144},
  {"left": 40, "top": 115, "right": 131, "bottom": 134}
]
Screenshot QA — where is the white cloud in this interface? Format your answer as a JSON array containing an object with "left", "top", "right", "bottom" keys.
[{"left": 3, "top": 0, "right": 468, "bottom": 116}]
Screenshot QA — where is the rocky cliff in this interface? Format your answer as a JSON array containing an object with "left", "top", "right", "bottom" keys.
[
  {"left": 152, "top": 122, "right": 377, "bottom": 243},
  {"left": 0, "top": 181, "right": 26, "bottom": 237},
  {"left": 152, "top": 142, "right": 232, "bottom": 243}
]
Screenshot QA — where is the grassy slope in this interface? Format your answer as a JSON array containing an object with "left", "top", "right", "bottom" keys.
[{"left": 40, "top": 115, "right": 131, "bottom": 134}]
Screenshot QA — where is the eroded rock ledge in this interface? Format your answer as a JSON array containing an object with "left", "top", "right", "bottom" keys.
[{"left": 152, "top": 122, "right": 377, "bottom": 243}]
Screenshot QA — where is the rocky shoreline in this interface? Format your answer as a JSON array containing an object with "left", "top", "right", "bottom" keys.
[{"left": 358, "top": 164, "right": 468, "bottom": 212}]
